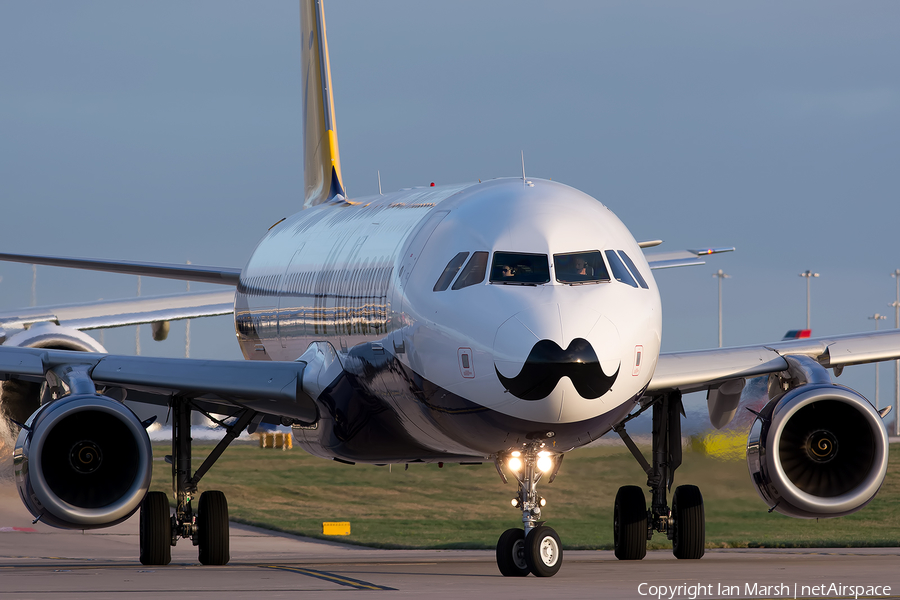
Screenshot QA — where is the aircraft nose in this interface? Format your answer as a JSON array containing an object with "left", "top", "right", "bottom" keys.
[{"left": 493, "top": 303, "right": 621, "bottom": 402}]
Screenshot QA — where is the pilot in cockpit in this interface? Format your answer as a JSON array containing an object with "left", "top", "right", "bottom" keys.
[
  {"left": 560, "top": 255, "right": 590, "bottom": 279},
  {"left": 571, "top": 257, "right": 589, "bottom": 276},
  {"left": 494, "top": 264, "right": 515, "bottom": 280}
]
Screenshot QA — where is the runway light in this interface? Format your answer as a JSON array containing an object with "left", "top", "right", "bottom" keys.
[{"left": 508, "top": 456, "right": 523, "bottom": 472}]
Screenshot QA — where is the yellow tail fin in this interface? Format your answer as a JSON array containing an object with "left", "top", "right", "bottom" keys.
[{"left": 300, "top": 0, "right": 345, "bottom": 207}]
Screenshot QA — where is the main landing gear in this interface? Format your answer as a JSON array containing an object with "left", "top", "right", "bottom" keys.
[
  {"left": 139, "top": 397, "right": 257, "bottom": 566},
  {"left": 613, "top": 391, "right": 705, "bottom": 561},
  {"left": 495, "top": 442, "right": 563, "bottom": 577}
]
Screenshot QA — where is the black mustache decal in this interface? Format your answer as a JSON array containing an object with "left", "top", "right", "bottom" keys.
[{"left": 495, "top": 338, "right": 619, "bottom": 401}]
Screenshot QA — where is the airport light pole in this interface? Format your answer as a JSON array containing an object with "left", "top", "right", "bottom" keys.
[
  {"left": 892, "top": 269, "right": 900, "bottom": 435},
  {"left": 186, "top": 261, "right": 192, "bottom": 359},
  {"left": 713, "top": 269, "right": 730, "bottom": 348},
  {"left": 136, "top": 276, "right": 141, "bottom": 356},
  {"left": 868, "top": 313, "right": 887, "bottom": 409},
  {"left": 799, "top": 270, "right": 819, "bottom": 331}
]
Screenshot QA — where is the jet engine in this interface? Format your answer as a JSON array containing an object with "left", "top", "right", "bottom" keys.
[
  {"left": 746, "top": 369, "right": 888, "bottom": 519},
  {"left": 14, "top": 393, "right": 153, "bottom": 529}
]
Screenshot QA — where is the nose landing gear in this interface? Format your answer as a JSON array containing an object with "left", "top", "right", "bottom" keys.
[{"left": 494, "top": 444, "right": 564, "bottom": 577}]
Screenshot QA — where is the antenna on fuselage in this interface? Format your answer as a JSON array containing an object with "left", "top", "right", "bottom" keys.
[
  {"left": 377, "top": 170, "right": 383, "bottom": 195},
  {"left": 521, "top": 151, "right": 534, "bottom": 187}
]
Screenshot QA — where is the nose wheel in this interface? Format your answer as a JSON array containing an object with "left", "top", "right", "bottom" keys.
[
  {"left": 494, "top": 444, "right": 564, "bottom": 577},
  {"left": 525, "top": 525, "right": 562, "bottom": 577},
  {"left": 496, "top": 528, "right": 529, "bottom": 576},
  {"left": 496, "top": 525, "right": 563, "bottom": 577}
]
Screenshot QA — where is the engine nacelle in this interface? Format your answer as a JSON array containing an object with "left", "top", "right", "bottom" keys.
[
  {"left": 14, "top": 393, "right": 153, "bottom": 529},
  {"left": 1, "top": 323, "right": 108, "bottom": 423},
  {"left": 746, "top": 383, "right": 888, "bottom": 519}
]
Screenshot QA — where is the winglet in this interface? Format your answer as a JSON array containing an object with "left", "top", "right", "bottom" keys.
[
  {"left": 301, "top": 0, "right": 345, "bottom": 208},
  {"left": 645, "top": 246, "right": 734, "bottom": 270}
]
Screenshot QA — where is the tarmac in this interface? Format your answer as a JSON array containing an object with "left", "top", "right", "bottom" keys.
[{"left": 1, "top": 481, "right": 899, "bottom": 600}]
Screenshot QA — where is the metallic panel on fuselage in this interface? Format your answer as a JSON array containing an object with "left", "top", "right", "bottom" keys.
[{"left": 236, "top": 183, "right": 474, "bottom": 362}]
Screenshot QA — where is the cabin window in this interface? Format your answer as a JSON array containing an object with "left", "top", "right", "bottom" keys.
[
  {"left": 554, "top": 251, "right": 610, "bottom": 284},
  {"left": 434, "top": 252, "right": 469, "bottom": 292},
  {"left": 452, "top": 251, "right": 489, "bottom": 290},
  {"left": 617, "top": 251, "right": 649, "bottom": 289},
  {"left": 490, "top": 252, "right": 550, "bottom": 285},
  {"left": 605, "top": 250, "right": 639, "bottom": 288}
]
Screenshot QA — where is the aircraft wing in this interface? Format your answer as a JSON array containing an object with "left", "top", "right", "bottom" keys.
[
  {"left": 0, "top": 290, "right": 235, "bottom": 340},
  {"left": 0, "top": 346, "right": 316, "bottom": 423},
  {"left": 0, "top": 252, "right": 241, "bottom": 285},
  {"left": 644, "top": 247, "right": 734, "bottom": 270},
  {"left": 648, "top": 328, "right": 900, "bottom": 394}
]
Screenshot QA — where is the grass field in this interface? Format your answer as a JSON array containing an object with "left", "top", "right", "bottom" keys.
[{"left": 149, "top": 440, "right": 900, "bottom": 550}]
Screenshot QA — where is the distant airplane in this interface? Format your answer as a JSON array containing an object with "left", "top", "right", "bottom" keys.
[{"left": 1, "top": 0, "right": 898, "bottom": 578}]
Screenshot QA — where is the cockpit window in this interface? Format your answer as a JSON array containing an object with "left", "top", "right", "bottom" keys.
[
  {"left": 554, "top": 251, "right": 610, "bottom": 284},
  {"left": 452, "top": 251, "right": 489, "bottom": 290},
  {"left": 490, "top": 252, "right": 550, "bottom": 285},
  {"left": 617, "top": 251, "right": 649, "bottom": 289},
  {"left": 433, "top": 252, "right": 469, "bottom": 292},
  {"left": 605, "top": 250, "right": 639, "bottom": 288}
]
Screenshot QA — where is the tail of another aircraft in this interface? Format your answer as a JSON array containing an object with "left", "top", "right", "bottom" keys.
[
  {"left": 300, "top": 0, "right": 345, "bottom": 207},
  {"left": 782, "top": 329, "right": 812, "bottom": 340}
]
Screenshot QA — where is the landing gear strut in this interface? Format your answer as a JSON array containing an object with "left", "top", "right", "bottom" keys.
[
  {"left": 495, "top": 443, "right": 563, "bottom": 577},
  {"left": 138, "top": 397, "right": 256, "bottom": 566},
  {"left": 614, "top": 391, "right": 705, "bottom": 560}
]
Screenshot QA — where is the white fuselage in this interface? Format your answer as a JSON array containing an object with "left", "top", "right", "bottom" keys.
[{"left": 234, "top": 178, "right": 662, "bottom": 461}]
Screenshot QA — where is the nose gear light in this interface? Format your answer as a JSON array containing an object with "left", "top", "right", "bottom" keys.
[{"left": 537, "top": 452, "right": 553, "bottom": 473}]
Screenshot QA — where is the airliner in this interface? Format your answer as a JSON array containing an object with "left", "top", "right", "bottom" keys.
[{"left": 1, "top": 0, "right": 898, "bottom": 578}]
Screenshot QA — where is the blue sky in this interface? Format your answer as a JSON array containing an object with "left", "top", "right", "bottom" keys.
[{"left": 1, "top": 1, "right": 899, "bottom": 409}]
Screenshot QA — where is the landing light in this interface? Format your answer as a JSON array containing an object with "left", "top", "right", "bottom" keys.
[
  {"left": 511, "top": 498, "right": 519, "bottom": 508},
  {"left": 537, "top": 455, "right": 553, "bottom": 473},
  {"left": 508, "top": 456, "right": 523, "bottom": 472}
]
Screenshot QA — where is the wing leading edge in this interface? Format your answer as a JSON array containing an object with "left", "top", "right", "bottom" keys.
[
  {"left": 649, "top": 328, "right": 900, "bottom": 394},
  {"left": 0, "top": 252, "right": 241, "bottom": 286},
  {"left": 0, "top": 346, "right": 315, "bottom": 423},
  {"left": 0, "top": 290, "right": 234, "bottom": 340}
]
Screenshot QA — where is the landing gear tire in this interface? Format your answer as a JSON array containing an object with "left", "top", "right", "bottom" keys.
[
  {"left": 198, "top": 490, "right": 230, "bottom": 565},
  {"left": 496, "top": 528, "right": 529, "bottom": 577},
  {"left": 525, "top": 525, "right": 562, "bottom": 577},
  {"left": 672, "top": 485, "right": 705, "bottom": 560},
  {"left": 614, "top": 485, "right": 647, "bottom": 561},
  {"left": 139, "top": 491, "right": 172, "bottom": 566}
]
